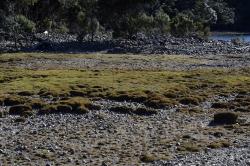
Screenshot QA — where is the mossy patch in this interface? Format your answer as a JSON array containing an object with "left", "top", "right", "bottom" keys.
[
  {"left": 177, "top": 142, "right": 200, "bottom": 152},
  {"left": 60, "top": 97, "right": 94, "bottom": 110},
  {"left": 9, "top": 105, "right": 33, "bottom": 116},
  {"left": 4, "top": 96, "right": 25, "bottom": 106},
  {"left": 207, "top": 140, "right": 231, "bottom": 149},
  {"left": 179, "top": 97, "right": 200, "bottom": 105},
  {"left": 140, "top": 153, "right": 169, "bottom": 163},
  {"left": 0, "top": 59, "right": 250, "bottom": 114},
  {"left": 38, "top": 97, "right": 96, "bottom": 115}
]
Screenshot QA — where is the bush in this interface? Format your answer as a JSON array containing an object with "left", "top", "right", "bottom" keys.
[
  {"left": 171, "top": 13, "right": 195, "bottom": 37},
  {"left": 154, "top": 9, "right": 171, "bottom": 33},
  {"left": 16, "top": 15, "right": 36, "bottom": 33}
]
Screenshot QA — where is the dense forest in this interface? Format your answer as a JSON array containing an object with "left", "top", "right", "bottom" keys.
[{"left": 0, "top": 0, "right": 249, "bottom": 41}]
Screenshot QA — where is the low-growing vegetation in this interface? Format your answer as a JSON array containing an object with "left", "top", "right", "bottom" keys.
[{"left": 0, "top": 53, "right": 249, "bottom": 117}]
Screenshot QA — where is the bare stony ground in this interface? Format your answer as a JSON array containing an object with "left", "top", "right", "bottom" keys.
[
  {"left": 0, "top": 53, "right": 249, "bottom": 165},
  {"left": 0, "top": 53, "right": 250, "bottom": 70}
]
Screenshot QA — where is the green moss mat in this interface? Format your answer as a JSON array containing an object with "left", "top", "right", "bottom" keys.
[{"left": 0, "top": 67, "right": 249, "bottom": 108}]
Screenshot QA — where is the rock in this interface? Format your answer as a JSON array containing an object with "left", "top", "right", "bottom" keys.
[{"left": 213, "top": 112, "right": 238, "bottom": 125}]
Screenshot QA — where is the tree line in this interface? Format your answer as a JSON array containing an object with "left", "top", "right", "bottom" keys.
[{"left": 0, "top": 0, "right": 249, "bottom": 42}]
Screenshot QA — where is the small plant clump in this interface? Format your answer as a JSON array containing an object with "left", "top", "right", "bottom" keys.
[
  {"left": 38, "top": 97, "right": 98, "bottom": 115},
  {"left": 207, "top": 140, "right": 231, "bottom": 149},
  {"left": 179, "top": 97, "right": 200, "bottom": 105},
  {"left": 140, "top": 154, "right": 158, "bottom": 163},
  {"left": 177, "top": 142, "right": 200, "bottom": 152}
]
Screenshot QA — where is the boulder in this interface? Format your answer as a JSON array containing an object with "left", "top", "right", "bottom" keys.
[{"left": 213, "top": 112, "right": 238, "bottom": 125}]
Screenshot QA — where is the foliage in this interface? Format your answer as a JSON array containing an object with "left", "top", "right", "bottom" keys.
[{"left": 0, "top": 0, "right": 249, "bottom": 39}]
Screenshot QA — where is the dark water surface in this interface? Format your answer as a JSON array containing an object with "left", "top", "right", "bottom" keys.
[{"left": 210, "top": 34, "right": 250, "bottom": 42}]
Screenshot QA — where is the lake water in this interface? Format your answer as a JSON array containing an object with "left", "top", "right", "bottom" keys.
[{"left": 210, "top": 34, "right": 250, "bottom": 42}]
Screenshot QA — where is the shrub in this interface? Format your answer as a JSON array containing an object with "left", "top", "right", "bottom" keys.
[
  {"left": 15, "top": 15, "right": 36, "bottom": 33},
  {"left": 171, "top": 13, "right": 195, "bottom": 37},
  {"left": 154, "top": 9, "right": 171, "bottom": 34}
]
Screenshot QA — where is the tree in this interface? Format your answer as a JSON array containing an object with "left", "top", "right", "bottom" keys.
[
  {"left": 154, "top": 8, "right": 171, "bottom": 34},
  {"left": 171, "top": 13, "right": 196, "bottom": 37}
]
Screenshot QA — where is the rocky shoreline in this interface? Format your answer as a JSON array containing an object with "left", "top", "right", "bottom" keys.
[{"left": 1, "top": 33, "right": 250, "bottom": 55}]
